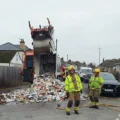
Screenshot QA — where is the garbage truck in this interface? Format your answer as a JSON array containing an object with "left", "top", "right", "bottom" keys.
[{"left": 21, "top": 18, "right": 61, "bottom": 83}]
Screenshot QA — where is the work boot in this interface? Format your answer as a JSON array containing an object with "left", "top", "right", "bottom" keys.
[
  {"left": 66, "top": 107, "right": 71, "bottom": 115},
  {"left": 89, "top": 105, "right": 96, "bottom": 108},
  {"left": 95, "top": 106, "right": 99, "bottom": 109},
  {"left": 66, "top": 112, "right": 70, "bottom": 115},
  {"left": 74, "top": 110, "right": 79, "bottom": 114}
]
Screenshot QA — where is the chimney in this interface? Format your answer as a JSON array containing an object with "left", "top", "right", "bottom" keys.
[{"left": 20, "top": 39, "right": 25, "bottom": 51}]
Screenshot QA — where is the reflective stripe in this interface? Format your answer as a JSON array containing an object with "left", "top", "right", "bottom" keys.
[
  {"left": 95, "top": 102, "right": 99, "bottom": 106},
  {"left": 66, "top": 107, "right": 71, "bottom": 112},
  {"left": 90, "top": 102, "right": 95, "bottom": 105},
  {"left": 74, "top": 107, "right": 79, "bottom": 111}
]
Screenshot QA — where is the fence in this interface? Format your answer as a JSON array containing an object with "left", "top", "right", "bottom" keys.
[{"left": 0, "top": 66, "right": 23, "bottom": 87}]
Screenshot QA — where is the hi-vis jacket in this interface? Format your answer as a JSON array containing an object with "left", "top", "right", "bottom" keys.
[
  {"left": 64, "top": 74, "right": 83, "bottom": 92},
  {"left": 89, "top": 76, "right": 104, "bottom": 89}
]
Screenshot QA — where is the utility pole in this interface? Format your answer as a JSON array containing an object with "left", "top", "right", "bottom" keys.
[
  {"left": 56, "top": 39, "right": 58, "bottom": 78},
  {"left": 67, "top": 54, "right": 68, "bottom": 62},
  {"left": 99, "top": 47, "right": 101, "bottom": 65}
]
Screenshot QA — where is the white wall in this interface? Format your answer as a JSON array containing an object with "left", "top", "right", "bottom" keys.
[
  {"left": 113, "top": 64, "right": 120, "bottom": 71},
  {"left": 116, "top": 65, "right": 120, "bottom": 71},
  {"left": 10, "top": 51, "right": 24, "bottom": 67}
]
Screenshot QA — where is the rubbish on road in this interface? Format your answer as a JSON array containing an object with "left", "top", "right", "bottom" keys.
[
  {"left": 0, "top": 75, "right": 66, "bottom": 104},
  {"left": 0, "top": 74, "right": 87, "bottom": 105},
  {"left": 80, "top": 94, "right": 88, "bottom": 101},
  {"left": 0, "top": 94, "right": 6, "bottom": 104}
]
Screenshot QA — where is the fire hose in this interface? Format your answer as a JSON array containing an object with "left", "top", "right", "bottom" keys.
[
  {"left": 56, "top": 103, "right": 120, "bottom": 112},
  {"left": 56, "top": 94, "right": 120, "bottom": 112}
]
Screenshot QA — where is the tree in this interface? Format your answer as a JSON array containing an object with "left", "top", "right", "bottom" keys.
[
  {"left": 61, "top": 57, "right": 64, "bottom": 62},
  {"left": 75, "top": 61, "right": 81, "bottom": 70},
  {"left": 88, "top": 63, "right": 96, "bottom": 69},
  {"left": 82, "top": 62, "right": 86, "bottom": 67},
  {"left": 102, "top": 58, "right": 105, "bottom": 67},
  {"left": 103, "top": 58, "right": 105, "bottom": 63},
  {"left": 68, "top": 59, "right": 71, "bottom": 63},
  {"left": 75, "top": 61, "right": 81, "bottom": 65}
]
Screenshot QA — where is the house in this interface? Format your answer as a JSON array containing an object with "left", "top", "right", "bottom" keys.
[
  {"left": 56, "top": 56, "right": 62, "bottom": 72},
  {"left": 112, "top": 63, "right": 120, "bottom": 71},
  {"left": 0, "top": 39, "right": 30, "bottom": 67},
  {"left": 101, "top": 63, "right": 120, "bottom": 72}
]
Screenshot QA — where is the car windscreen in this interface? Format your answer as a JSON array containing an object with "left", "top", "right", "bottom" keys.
[
  {"left": 81, "top": 69, "right": 92, "bottom": 73},
  {"left": 100, "top": 73, "right": 116, "bottom": 80}
]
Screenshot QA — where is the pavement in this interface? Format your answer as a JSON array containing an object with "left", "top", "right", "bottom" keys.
[{"left": 0, "top": 83, "right": 120, "bottom": 120}]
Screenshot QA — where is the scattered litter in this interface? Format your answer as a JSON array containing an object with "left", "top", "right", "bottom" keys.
[
  {"left": 0, "top": 74, "right": 86, "bottom": 105},
  {"left": 0, "top": 74, "right": 66, "bottom": 105},
  {"left": 80, "top": 94, "right": 87, "bottom": 101}
]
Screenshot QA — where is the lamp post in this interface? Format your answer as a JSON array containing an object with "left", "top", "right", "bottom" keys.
[
  {"left": 99, "top": 47, "right": 101, "bottom": 65},
  {"left": 67, "top": 54, "right": 68, "bottom": 62}
]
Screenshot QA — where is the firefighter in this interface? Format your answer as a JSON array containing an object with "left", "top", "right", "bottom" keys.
[
  {"left": 88, "top": 68, "right": 104, "bottom": 109},
  {"left": 61, "top": 67, "right": 66, "bottom": 81},
  {"left": 64, "top": 65, "right": 83, "bottom": 115}
]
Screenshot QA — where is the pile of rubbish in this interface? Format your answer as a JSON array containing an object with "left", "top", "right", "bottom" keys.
[
  {"left": 0, "top": 74, "right": 66, "bottom": 105},
  {"left": 0, "top": 74, "right": 87, "bottom": 105}
]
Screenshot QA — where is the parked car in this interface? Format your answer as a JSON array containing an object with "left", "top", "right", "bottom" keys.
[
  {"left": 88, "top": 72, "right": 120, "bottom": 96},
  {"left": 79, "top": 67, "right": 93, "bottom": 83},
  {"left": 75, "top": 70, "right": 79, "bottom": 75}
]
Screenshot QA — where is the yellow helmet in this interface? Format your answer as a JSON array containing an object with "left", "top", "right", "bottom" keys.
[
  {"left": 68, "top": 65, "right": 75, "bottom": 71},
  {"left": 94, "top": 68, "right": 100, "bottom": 73}
]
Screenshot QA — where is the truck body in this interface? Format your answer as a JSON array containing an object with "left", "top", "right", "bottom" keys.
[
  {"left": 23, "top": 50, "right": 60, "bottom": 83},
  {"left": 29, "top": 18, "right": 55, "bottom": 55},
  {"left": 21, "top": 18, "right": 61, "bottom": 83}
]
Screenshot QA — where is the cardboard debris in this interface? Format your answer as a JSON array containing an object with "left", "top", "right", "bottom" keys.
[
  {"left": 0, "top": 74, "right": 87, "bottom": 105},
  {"left": 0, "top": 75, "right": 66, "bottom": 104}
]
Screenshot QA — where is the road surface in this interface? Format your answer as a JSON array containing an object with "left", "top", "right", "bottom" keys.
[{"left": 0, "top": 83, "right": 120, "bottom": 120}]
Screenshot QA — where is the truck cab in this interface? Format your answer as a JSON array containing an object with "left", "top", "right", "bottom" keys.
[{"left": 22, "top": 50, "right": 34, "bottom": 83}]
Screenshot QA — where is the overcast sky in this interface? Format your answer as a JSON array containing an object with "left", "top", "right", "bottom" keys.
[{"left": 0, "top": 0, "right": 120, "bottom": 65}]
